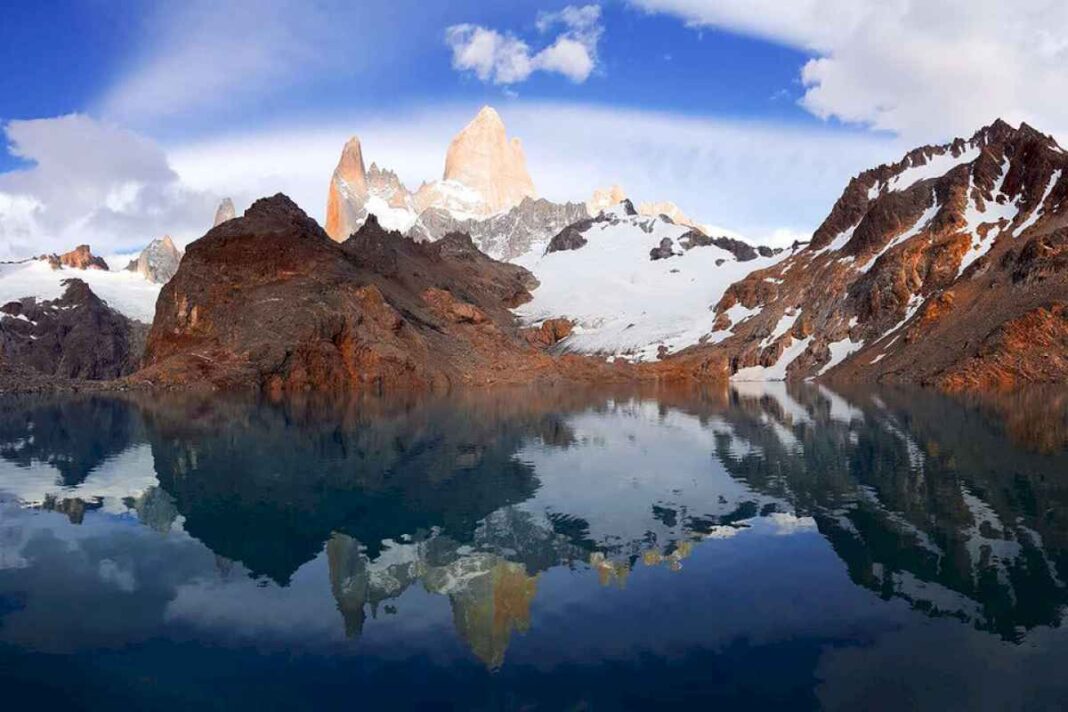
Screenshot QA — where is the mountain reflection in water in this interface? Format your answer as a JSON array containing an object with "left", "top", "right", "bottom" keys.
[{"left": 1, "top": 384, "right": 1067, "bottom": 708}]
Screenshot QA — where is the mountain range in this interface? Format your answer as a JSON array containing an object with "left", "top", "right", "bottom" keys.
[{"left": 2, "top": 107, "right": 1066, "bottom": 392}]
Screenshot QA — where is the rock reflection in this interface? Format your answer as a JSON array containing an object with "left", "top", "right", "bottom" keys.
[
  {"left": 0, "top": 382, "right": 1066, "bottom": 668},
  {"left": 708, "top": 383, "right": 1068, "bottom": 641}
]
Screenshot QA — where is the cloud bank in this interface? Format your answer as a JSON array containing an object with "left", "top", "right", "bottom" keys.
[
  {"left": 0, "top": 115, "right": 217, "bottom": 259},
  {"left": 633, "top": 0, "right": 1068, "bottom": 142},
  {"left": 446, "top": 4, "right": 603, "bottom": 85}
]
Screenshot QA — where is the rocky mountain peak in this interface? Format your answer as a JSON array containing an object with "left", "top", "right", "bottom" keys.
[
  {"left": 125, "top": 234, "right": 184, "bottom": 284},
  {"left": 705, "top": 118, "right": 1068, "bottom": 388},
  {"left": 213, "top": 197, "right": 236, "bottom": 227},
  {"left": 325, "top": 138, "right": 372, "bottom": 241},
  {"left": 442, "top": 105, "right": 536, "bottom": 215},
  {"left": 336, "top": 136, "right": 368, "bottom": 192},
  {"left": 242, "top": 193, "right": 330, "bottom": 241}
]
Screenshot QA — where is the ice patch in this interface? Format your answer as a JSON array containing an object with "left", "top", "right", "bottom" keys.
[{"left": 886, "top": 145, "right": 980, "bottom": 193}]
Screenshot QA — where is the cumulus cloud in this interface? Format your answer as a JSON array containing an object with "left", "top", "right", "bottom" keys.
[
  {"left": 0, "top": 115, "right": 218, "bottom": 259},
  {"left": 167, "top": 102, "right": 901, "bottom": 246},
  {"left": 446, "top": 5, "right": 603, "bottom": 85},
  {"left": 632, "top": 0, "right": 1068, "bottom": 142}
]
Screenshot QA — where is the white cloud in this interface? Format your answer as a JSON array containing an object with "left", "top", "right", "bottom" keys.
[
  {"left": 631, "top": 0, "right": 1068, "bottom": 142},
  {"left": 167, "top": 102, "right": 902, "bottom": 246},
  {"left": 446, "top": 5, "right": 603, "bottom": 85},
  {"left": 0, "top": 115, "right": 217, "bottom": 259}
]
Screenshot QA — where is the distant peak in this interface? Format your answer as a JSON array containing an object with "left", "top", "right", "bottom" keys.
[{"left": 475, "top": 105, "right": 502, "bottom": 123}]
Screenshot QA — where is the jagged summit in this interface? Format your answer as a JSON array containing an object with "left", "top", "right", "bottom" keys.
[
  {"left": 325, "top": 137, "right": 370, "bottom": 241},
  {"left": 440, "top": 105, "right": 536, "bottom": 215},
  {"left": 707, "top": 117, "right": 1068, "bottom": 388}
]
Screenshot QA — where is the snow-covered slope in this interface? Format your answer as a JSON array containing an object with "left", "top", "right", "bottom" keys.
[
  {"left": 515, "top": 204, "right": 786, "bottom": 361},
  {"left": 0, "top": 260, "right": 160, "bottom": 323}
]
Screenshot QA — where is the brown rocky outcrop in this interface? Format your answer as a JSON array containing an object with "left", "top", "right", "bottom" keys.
[
  {"left": 524, "top": 318, "right": 573, "bottom": 348},
  {"left": 39, "top": 245, "right": 109, "bottom": 271}
]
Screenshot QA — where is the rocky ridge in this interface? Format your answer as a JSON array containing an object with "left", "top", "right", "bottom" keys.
[
  {"left": 702, "top": 119, "right": 1068, "bottom": 388},
  {"left": 0, "top": 278, "right": 147, "bottom": 380}
]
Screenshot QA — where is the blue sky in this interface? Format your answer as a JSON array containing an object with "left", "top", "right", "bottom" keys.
[{"left": 2, "top": 1, "right": 1067, "bottom": 257}]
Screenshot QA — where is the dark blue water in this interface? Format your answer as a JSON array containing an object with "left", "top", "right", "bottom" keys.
[{"left": 1, "top": 384, "right": 1067, "bottom": 710}]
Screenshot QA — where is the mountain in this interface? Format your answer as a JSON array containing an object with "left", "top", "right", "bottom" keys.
[
  {"left": 515, "top": 200, "right": 789, "bottom": 360},
  {"left": 324, "top": 107, "right": 562, "bottom": 254},
  {"left": 125, "top": 235, "right": 183, "bottom": 284},
  {"left": 137, "top": 195, "right": 646, "bottom": 390},
  {"left": 213, "top": 198, "right": 236, "bottom": 227},
  {"left": 435, "top": 105, "right": 536, "bottom": 216},
  {"left": 409, "top": 197, "right": 588, "bottom": 260},
  {"left": 324, "top": 136, "right": 370, "bottom": 241},
  {"left": 0, "top": 278, "right": 147, "bottom": 381},
  {"left": 704, "top": 119, "right": 1068, "bottom": 389}
]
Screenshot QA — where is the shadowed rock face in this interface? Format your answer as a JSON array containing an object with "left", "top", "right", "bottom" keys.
[
  {"left": 0, "top": 278, "right": 147, "bottom": 380},
  {"left": 701, "top": 119, "right": 1068, "bottom": 388}
]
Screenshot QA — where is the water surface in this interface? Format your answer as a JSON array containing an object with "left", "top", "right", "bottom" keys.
[{"left": 1, "top": 384, "right": 1067, "bottom": 709}]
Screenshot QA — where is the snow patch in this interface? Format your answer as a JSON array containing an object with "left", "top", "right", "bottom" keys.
[
  {"left": 516, "top": 215, "right": 782, "bottom": 361},
  {"left": 1013, "top": 169, "right": 1061, "bottom": 238},
  {"left": 886, "top": 145, "right": 980, "bottom": 193},
  {"left": 731, "top": 335, "right": 813, "bottom": 382},
  {"left": 818, "top": 337, "right": 865, "bottom": 375}
]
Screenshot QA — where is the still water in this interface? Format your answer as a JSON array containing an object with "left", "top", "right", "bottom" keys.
[{"left": 1, "top": 384, "right": 1067, "bottom": 709}]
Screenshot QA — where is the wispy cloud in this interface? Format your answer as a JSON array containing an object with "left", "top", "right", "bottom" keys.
[
  {"left": 96, "top": 0, "right": 376, "bottom": 124},
  {"left": 446, "top": 4, "right": 603, "bottom": 85}
]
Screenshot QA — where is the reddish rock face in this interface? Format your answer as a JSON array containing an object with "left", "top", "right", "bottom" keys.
[
  {"left": 40, "top": 245, "right": 109, "bottom": 271},
  {"left": 693, "top": 119, "right": 1068, "bottom": 390}
]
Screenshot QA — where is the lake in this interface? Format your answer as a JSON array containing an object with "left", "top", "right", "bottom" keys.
[{"left": 1, "top": 384, "right": 1067, "bottom": 709}]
